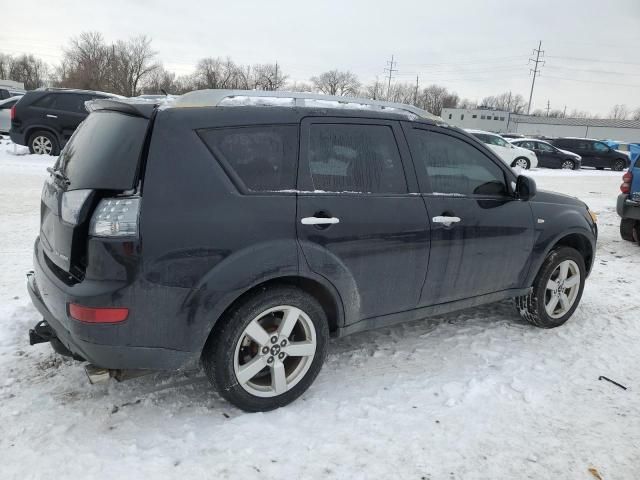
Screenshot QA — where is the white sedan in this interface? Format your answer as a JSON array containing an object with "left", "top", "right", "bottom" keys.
[
  {"left": 0, "top": 96, "right": 21, "bottom": 134},
  {"left": 466, "top": 129, "right": 538, "bottom": 169}
]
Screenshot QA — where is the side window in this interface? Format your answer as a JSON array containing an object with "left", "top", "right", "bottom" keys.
[
  {"left": 34, "top": 94, "right": 56, "bottom": 108},
  {"left": 408, "top": 129, "right": 508, "bottom": 197},
  {"left": 537, "top": 142, "right": 554, "bottom": 152},
  {"left": 199, "top": 125, "right": 298, "bottom": 192},
  {"left": 53, "top": 94, "right": 86, "bottom": 113},
  {"left": 492, "top": 136, "right": 508, "bottom": 147},
  {"left": 307, "top": 123, "right": 407, "bottom": 194},
  {"left": 519, "top": 141, "right": 535, "bottom": 149},
  {"left": 593, "top": 142, "right": 609, "bottom": 152}
]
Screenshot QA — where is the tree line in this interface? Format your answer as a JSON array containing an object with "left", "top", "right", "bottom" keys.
[{"left": 2, "top": 31, "right": 639, "bottom": 120}]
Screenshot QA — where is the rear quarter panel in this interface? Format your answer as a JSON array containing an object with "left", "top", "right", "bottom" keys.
[{"left": 138, "top": 109, "right": 299, "bottom": 353}]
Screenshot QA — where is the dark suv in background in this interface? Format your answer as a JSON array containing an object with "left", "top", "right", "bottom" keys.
[
  {"left": 510, "top": 138, "right": 582, "bottom": 170},
  {"left": 550, "top": 137, "right": 629, "bottom": 171},
  {"left": 27, "top": 90, "right": 597, "bottom": 412},
  {"left": 10, "top": 88, "right": 116, "bottom": 155}
]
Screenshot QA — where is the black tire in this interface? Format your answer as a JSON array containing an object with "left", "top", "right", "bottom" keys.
[
  {"left": 202, "top": 285, "right": 329, "bottom": 412},
  {"left": 620, "top": 218, "right": 636, "bottom": 242},
  {"left": 515, "top": 246, "right": 586, "bottom": 329},
  {"left": 596, "top": 167, "right": 605, "bottom": 170},
  {"left": 511, "top": 157, "right": 530, "bottom": 169},
  {"left": 612, "top": 159, "right": 627, "bottom": 172},
  {"left": 28, "top": 130, "right": 60, "bottom": 156},
  {"left": 560, "top": 160, "right": 575, "bottom": 170}
]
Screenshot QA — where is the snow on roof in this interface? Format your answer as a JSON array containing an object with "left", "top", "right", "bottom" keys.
[{"left": 170, "top": 89, "right": 442, "bottom": 121}]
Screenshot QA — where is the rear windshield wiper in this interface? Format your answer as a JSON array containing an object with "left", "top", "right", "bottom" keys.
[{"left": 47, "top": 167, "right": 71, "bottom": 186}]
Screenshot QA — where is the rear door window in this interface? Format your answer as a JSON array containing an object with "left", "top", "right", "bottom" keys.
[
  {"left": 305, "top": 123, "right": 407, "bottom": 193},
  {"left": 199, "top": 125, "right": 298, "bottom": 192},
  {"left": 55, "top": 111, "right": 149, "bottom": 190},
  {"left": 53, "top": 94, "right": 87, "bottom": 113},
  {"left": 33, "top": 94, "right": 56, "bottom": 109}
]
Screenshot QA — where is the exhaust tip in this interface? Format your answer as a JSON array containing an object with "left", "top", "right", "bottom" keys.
[{"left": 84, "top": 364, "right": 110, "bottom": 384}]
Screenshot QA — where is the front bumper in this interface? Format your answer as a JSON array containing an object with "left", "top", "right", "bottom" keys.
[
  {"left": 617, "top": 194, "right": 640, "bottom": 220},
  {"left": 27, "top": 241, "right": 192, "bottom": 370}
]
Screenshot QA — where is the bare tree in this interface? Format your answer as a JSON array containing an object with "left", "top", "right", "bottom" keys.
[
  {"left": 419, "top": 84, "right": 459, "bottom": 116},
  {"left": 363, "top": 78, "right": 384, "bottom": 100},
  {"left": 311, "top": 70, "right": 360, "bottom": 96},
  {"left": 0, "top": 54, "right": 50, "bottom": 89},
  {"left": 57, "top": 32, "right": 110, "bottom": 91},
  {"left": 632, "top": 108, "right": 640, "bottom": 121},
  {"left": 481, "top": 91, "right": 527, "bottom": 113},
  {"left": 253, "top": 63, "right": 287, "bottom": 91},
  {"left": 287, "top": 81, "right": 314, "bottom": 93},
  {"left": 112, "top": 36, "right": 159, "bottom": 96},
  {"left": 609, "top": 104, "right": 629, "bottom": 120}
]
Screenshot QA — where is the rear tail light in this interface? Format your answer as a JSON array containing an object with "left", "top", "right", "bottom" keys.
[
  {"left": 10, "top": 105, "right": 16, "bottom": 121},
  {"left": 621, "top": 171, "right": 632, "bottom": 194},
  {"left": 69, "top": 303, "right": 129, "bottom": 323},
  {"left": 89, "top": 197, "right": 140, "bottom": 237}
]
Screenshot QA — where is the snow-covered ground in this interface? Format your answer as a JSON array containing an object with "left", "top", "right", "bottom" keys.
[{"left": 1, "top": 137, "right": 638, "bottom": 479}]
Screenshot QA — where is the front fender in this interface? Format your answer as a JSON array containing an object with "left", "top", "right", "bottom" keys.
[{"left": 525, "top": 205, "right": 596, "bottom": 286}]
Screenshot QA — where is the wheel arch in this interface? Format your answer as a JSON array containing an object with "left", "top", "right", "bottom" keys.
[
  {"left": 197, "top": 274, "right": 345, "bottom": 356},
  {"left": 25, "top": 125, "right": 61, "bottom": 147}
]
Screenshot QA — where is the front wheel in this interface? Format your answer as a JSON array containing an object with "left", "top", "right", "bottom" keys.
[
  {"left": 515, "top": 246, "right": 586, "bottom": 328},
  {"left": 202, "top": 286, "right": 329, "bottom": 412},
  {"left": 512, "top": 157, "right": 531, "bottom": 169},
  {"left": 612, "top": 159, "right": 627, "bottom": 171}
]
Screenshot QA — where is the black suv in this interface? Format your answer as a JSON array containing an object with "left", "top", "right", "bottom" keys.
[
  {"left": 27, "top": 92, "right": 598, "bottom": 412},
  {"left": 10, "top": 88, "right": 116, "bottom": 155},
  {"left": 549, "top": 137, "right": 629, "bottom": 171}
]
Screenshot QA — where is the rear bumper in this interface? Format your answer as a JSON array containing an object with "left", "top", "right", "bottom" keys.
[
  {"left": 617, "top": 194, "right": 640, "bottom": 220},
  {"left": 9, "top": 130, "right": 25, "bottom": 146},
  {"left": 27, "top": 240, "right": 192, "bottom": 370}
]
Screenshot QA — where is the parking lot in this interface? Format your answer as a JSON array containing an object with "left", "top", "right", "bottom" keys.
[{"left": 0, "top": 141, "right": 638, "bottom": 479}]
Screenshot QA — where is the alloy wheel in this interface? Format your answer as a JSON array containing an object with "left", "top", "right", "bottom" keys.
[
  {"left": 515, "top": 158, "right": 529, "bottom": 169},
  {"left": 544, "top": 260, "right": 581, "bottom": 319},
  {"left": 32, "top": 136, "right": 53, "bottom": 155},
  {"left": 561, "top": 160, "right": 574, "bottom": 170},
  {"left": 233, "top": 305, "right": 317, "bottom": 398}
]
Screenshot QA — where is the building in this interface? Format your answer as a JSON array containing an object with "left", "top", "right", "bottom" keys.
[
  {"left": 0, "top": 80, "right": 25, "bottom": 90},
  {"left": 441, "top": 107, "right": 640, "bottom": 143}
]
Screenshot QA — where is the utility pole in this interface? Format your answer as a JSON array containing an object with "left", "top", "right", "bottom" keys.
[
  {"left": 563, "top": 105, "right": 567, "bottom": 118},
  {"left": 274, "top": 61, "right": 278, "bottom": 91},
  {"left": 384, "top": 54, "right": 397, "bottom": 100},
  {"left": 414, "top": 75, "right": 419, "bottom": 105},
  {"left": 527, "top": 41, "right": 544, "bottom": 115},
  {"left": 545, "top": 100, "right": 551, "bottom": 116}
]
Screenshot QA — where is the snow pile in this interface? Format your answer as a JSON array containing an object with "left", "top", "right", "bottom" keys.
[{"left": 0, "top": 143, "right": 638, "bottom": 478}]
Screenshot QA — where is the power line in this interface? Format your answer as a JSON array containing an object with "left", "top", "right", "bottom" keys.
[
  {"left": 542, "top": 75, "right": 639, "bottom": 88},
  {"left": 545, "top": 55, "right": 640, "bottom": 66},
  {"left": 383, "top": 54, "right": 397, "bottom": 99},
  {"left": 527, "top": 40, "right": 544, "bottom": 115}
]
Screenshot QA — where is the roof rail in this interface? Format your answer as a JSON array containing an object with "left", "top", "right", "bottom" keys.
[{"left": 170, "top": 89, "right": 441, "bottom": 121}]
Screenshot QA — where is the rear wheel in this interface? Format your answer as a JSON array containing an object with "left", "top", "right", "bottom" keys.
[
  {"left": 512, "top": 157, "right": 530, "bottom": 169},
  {"left": 561, "top": 160, "right": 575, "bottom": 170},
  {"left": 28, "top": 131, "right": 59, "bottom": 156},
  {"left": 612, "top": 159, "right": 627, "bottom": 171},
  {"left": 202, "top": 286, "right": 329, "bottom": 412},
  {"left": 515, "top": 247, "right": 586, "bottom": 328},
  {"left": 620, "top": 218, "right": 636, "bottom": 242}
]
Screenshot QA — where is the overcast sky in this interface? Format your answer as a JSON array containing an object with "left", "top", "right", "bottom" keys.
[{"left": 2, "top": 0, "right": 639, "bottom": 116}]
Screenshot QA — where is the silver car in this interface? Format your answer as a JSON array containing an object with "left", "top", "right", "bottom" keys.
[{"left": 0, "top": 96, "right": 21, "bottom": 134}]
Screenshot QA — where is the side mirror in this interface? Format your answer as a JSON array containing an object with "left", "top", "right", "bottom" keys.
[{"left": 516, "top": 175, "right": 537, "bottom": 201}]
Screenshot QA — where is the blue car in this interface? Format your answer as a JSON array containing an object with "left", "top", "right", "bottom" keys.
[{"left": 615, "top": 142, "right": 640, "bottom": 243}]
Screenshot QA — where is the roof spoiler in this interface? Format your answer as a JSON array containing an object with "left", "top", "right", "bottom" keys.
[{"left": 85, "top": 99, "right": 159, "bottom": 119}]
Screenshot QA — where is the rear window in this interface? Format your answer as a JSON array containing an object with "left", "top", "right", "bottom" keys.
[
  {"left": 55, "top": 111, "right": 148, "bottom": 190},
  {"left": 199, "top": 125, "right": 298, "bottom": 192}
]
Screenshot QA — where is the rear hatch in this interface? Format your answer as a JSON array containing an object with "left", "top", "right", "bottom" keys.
[{"left": 40, "top": 103, "right": 154, "bottom": 279}]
